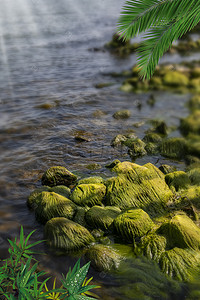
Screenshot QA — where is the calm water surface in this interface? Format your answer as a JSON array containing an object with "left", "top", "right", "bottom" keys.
[{"left": 0, "top": 0, "right": 196, "bottom": 298}]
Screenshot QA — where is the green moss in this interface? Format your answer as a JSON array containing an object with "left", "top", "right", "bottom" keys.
[
  {"left": 85, "top": 206, "right": 121, "bottom": 230},
  {"left": 180, "top": 186, "right": 200, "bottom": 209},
  {"left": 186, "top": 136, "right": 200, "bottom": 158},
  {"left": 163, "top": 71, "right": 189, "bottom": 86},
  {"left": 41, "top": 166, "right": 77, "bottom": 187},
  {"left": 105, "top": 162, "right": 173, "bottom": 214},
  {"left": 27, "top": 186, "right": 49, "bottom": 209},
  {"left": 189, "top": 78, "right": 200, "bottom": 92},
  {"left": 85, "top": 244, "right": 121, "bottom": 272},
  {"left": 113, "top": 109, "right": 131, "bottom": 119},
  {"left": 111, "top": 134, "right": 127, "bottom": 147},
  {"left": 145, "top": 142, "right": 159, "bottom": 154},
  {"left": 50, "top": 185, "right": 71, "bottom": 198},
  {"left": 73, "top": 206, "right": 87, "bottom": 227},
  {"left": 44, "top": 217, "right": 94, "bottom": 251},
  {"left": 123, "top": 138, "right": 147, "bottom": 157},
  {"left": 70, "top": 183, "right": 106, "bottom": 207},
  {"left": 180, "top": 111, "right": 200, "bottom": 136},
  {"left": 160, "top": 137, "right": 188, "bottom": 158},
  {"left": 165, "top": 171, "right": 191, "bottom": 192},
  {"left": 113, "top": 209, "right": 154, "bottom": 242},
  {"left": 159, "top": 164, "right": 177, "bottom": 175},
  {"left": 159, "top": 248, "right": 200, "bottom": 281},
  {"left": 78, "top": 176, "right": 104, "bottom": 185},
  {"left": 187, "top": 168, "right": 200, "bottom": 185},
  {"left": 35, "top": 192, "right": 76, "bottom": 224},
  {"left": 157, "top": 214, "right": 200, "bottom": 250},
  {"left": 142, "top": 133, "right": 163, "bottom": 144},
  {"left": 188, "top": 95, "right": 200, "bottom": 111}
]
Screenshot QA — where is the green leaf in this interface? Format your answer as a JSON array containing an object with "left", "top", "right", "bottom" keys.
[{"left": 19, "top": 226, "right": 24, "bottom": 249}]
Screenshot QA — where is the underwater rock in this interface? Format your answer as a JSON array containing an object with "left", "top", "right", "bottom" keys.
[
  {"left": 123, "top": 138, "right": 147, "bottom": 158},
  {"left": 85, "top": 206, "right": 121, "bottom": 230},
  {"left": 35, "top": 192, "right": 76, "bottom": 223},
  {"left": 44, "top": 217, "right": 94, "bottom": 251},
  {"left": 41, "top": 166, "right": 77, "bottom": 187},
  {"left": 105, "top": 161, "right": 173, "bottom": 214},
  {"left": 70, "top": 183, "right": 106, "bottom": 207},
  {"left": 165, "top": 171, "right": 191, "bottom": 192},
  {"left": 160, "top": 137, "right": 188, "bottom": 158},
  {"left": 78, "top": 176, "right": 104, "bottom": 185},
  {"left": 27, "top": 186, "right": 50, "bottom": 209},
  {"left": 113, "top": 209, "right": 154, "bottom": 242},
  {"left": 85, "top": 244, "right": 121, "bottom": 272},
  {"left": 187, "top": 168, "right": 200, "bottom": 185},
  {"left": 113, "top": 109, "right": 131, "bottom": 120},
  {"left": 159, "top": 164, "right": 177, "bottom": 175},
  {"left": 163, "top": 71, "right": 189, "bottom": 86},
  {"left": 180, "top": 111, "right": 200, "bottom": 136}
]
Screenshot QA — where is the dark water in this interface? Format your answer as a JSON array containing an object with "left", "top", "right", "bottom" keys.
[{"left": 0, "top": 0, "right": 196, "bottom": 298}]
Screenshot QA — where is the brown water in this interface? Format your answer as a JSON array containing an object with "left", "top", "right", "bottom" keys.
[{"left": 0, "top": 0, "right": 197, "bottom": 298}]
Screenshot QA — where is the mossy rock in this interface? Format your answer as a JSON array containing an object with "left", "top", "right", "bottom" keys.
[
  {"left": 35, "top": 192, "right": 76, "bottom": 223},
  {"left": 41, "top": 166, "right": 77, "bottom": 187},
  {"left": 111, "top": 134, "right": 127, "bottom": 147},
  {"left": 113, "top": 209, "right": 154, "bottom": 242},
  {"left": 160, "top": 137, "right": 188, "bottom": 159},
  {"left": 136, "top": 233, "right": 167, "bottom": 263},
  {"left": 157, "top": 214, "right": 200, "bottom": 250},
  {"left": 187, "top": 168, "right": 200, "bottom": 185},
  {"left": 27, "top": 186, "right": 50, "bottom": 209},
  {"left": 163, "top": 71, "right": 189, "bottom": 87},
  {"left": 85, "top": 206, "right": 121, "bottom": 230},
  {"left": 123, "top": 138, "right": 147, "bottom": 157},
  {"left": 180, "top": 111, "right": 200, "bottom": 136},
  {"left": 144, "top": 142, "right": 159, "bottom": 154},
  {"left": 73, "top": 206, "right": 87, "bottom": 227},
  {"left": 50, "top": 186, "right": 71, "bottom": 198},
  {"left": 70, "top": 183, "right": 106, "bottom": 207},
  {"left": 189, "top": 78, "right": 200, "bottom": 92},
  {"left": 180, "top": 186, "right": 200, "bottom": 208},
  {"left": 165, "top": 171, "right": 191, "bottom": 192},
  {"left": 159, "top": 164, "right": 177, "bottom": 175},
  {"left": 120, "top": 82, "right": 134, "bottom": 93},
  {"left": 159, "top": 248, "right": 200, "bottom": 281},
  {"left": 78, "top": 176, "right": 104, "bottom": 185},
  {"left": 188, "top": 95, "right": 200, "bottom": 111},
  {"left": 44, "top": 217, "right": 94, "bottom": 251},
  {"left": 152, "top": 121, "right": 168, "bottom": 135},
  {"left": 142, "top": 133, "right": 163, "bottom": 144},
  {"left": 85, "top": 244, "right": 121, "bottom": 272},
  {"left": 186, "top": 137, "right": 200, "bottom": 158},
  {"left": 105, "top": 161, "right": 173, "bottom": 214},
  {"left": 113, "top": 109, "right": 131, "bottom": 119}
]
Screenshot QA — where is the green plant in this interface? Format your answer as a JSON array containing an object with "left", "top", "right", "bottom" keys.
[
  {"left": 0, "top": 226, "right": 99, "bottom": 299},
  {"left": 118, "top": 0, "right": 200, "bottom": 79}
]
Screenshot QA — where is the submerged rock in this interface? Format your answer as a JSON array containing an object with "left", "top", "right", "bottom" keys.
[
  {"left": 85, "top": 244, "right": 121, "bottom": 272},
  {"left": 85, "top": 206, "right": 121, "bottom": 230},
  {"left": 113, "top": 209, "right": 154, "bottom": 242},
  {"left": 165, "top": 171, "right": 191, "bottom": 192},
  {"left": 41, "top": 166, "right": 77, "bottom": 187},
  {"left": 44, "top": 217, "right": 94, "bottom": 251},
  {"left": 70, "top": 183, "right": 106, "bottom": 207}
]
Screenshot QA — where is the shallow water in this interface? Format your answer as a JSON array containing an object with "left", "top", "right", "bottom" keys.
[{"left": 0, "top": 0, "right": 197, "bottom": 298}]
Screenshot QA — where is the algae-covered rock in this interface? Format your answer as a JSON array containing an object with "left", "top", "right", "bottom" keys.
[
  {"left": 27, "top": 186, "right": 50, "bottom": 209},
  {"left": 105, "top": 161, "right": 173, "bottom": 214},
  {"left": 41, "top": 166, "right": 77, "bottom": 187},
  {"left": 78, "top": 176, "right": 104, "bottom": 185},
  {"left": 186, "top": 136, "right": 200, "bottom": 158},
  {"left": 35, "top": 192, "right": 76, "bottom": 223},
  {"left": 111, "top": 134, "right": 127, "bottom": 147},
  {"left": 157, "top": 214, "right": 200, "bottom": 250},
  {"left": 180, "top": 111, "right": 200, "bottom": 136},
  {"left": 153, "top": 121, "right": 168, "bottom": 135},
  {"left": 113, "top": 109, "right": 131, "bottom": 119},
  {"left": 50, "top": 185, "right": 71, "bottom": 198},
  {"left": 70, "top": 183, "right": 106, "bottom": 207},
  {"left": 123, "top": 138, "right": 147, "bottom": 157},
  {"left": 85, "top": 244, "right": 121, "bottom": 272},
  {"left": 44, "top": 217, "right": 94, "bottom": 251},
  {"left": 113, "top": 209, "right": 154, "bottom": 242},
  {"left": 165, "top": 171, "right": 191, "bottom": 192},
  {"left": 160, "top": 137, "right": 187, "bottom": 158},
  {"left": 159, "top": 164, "right": 177, "bottom": 175},
  {"left": 187, "top": 168, "right": 200, "bottom": 185},
  {"left": 144, "top": 142, "right": 159, "bottom": 154},
  {"left": 85, "top": 206, "right": 121, "bottom": 230},
  {"left": 142, "top": 133, "right": 163, "bottom": 144},
  {"left": 189, "top": 78, "right": 200, "bottom": 92},
  {"left": 159, "top": 248, "right": 200, "bottom": 281},
  {"left": 120, "top": 82, "right": 134, "bottom": 93},
  {"left": 163, "top": 71, "right": 189, "bottom": 86},
  {"left": 180, "top": 186, "right": 200, "bottom": 208},
  {"left": 188, "top": 95, "right": 200, "bottom": 111},
  {"left": 73, "top": 206, "right": 87, "bottom": 227}
]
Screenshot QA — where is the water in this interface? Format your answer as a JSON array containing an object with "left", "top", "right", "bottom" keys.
[{"left": 0, "top": 0, "right": 195, "bottom": 298}]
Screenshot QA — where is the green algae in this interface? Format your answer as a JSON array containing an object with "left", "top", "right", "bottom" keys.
[
  {"left": 113, "top": 109, "right": 131, "bottom": 119},
  {"left": 163, "top": 71, "right": 189, "bottom": 87},
  {"left": 187, "top": 168, "right": 200, "bottom": 185},
  {"left": 85, "top": 205, "right": 121, "bottom": 230},
  {"left": 50, "top": 185, "right": 71, "bottom": 198},
  {"left": 27, "top": 186, "right": 50, "bottom": 209},
  {"left": 44, "top": 217, "right": 94, "bottom": 251},
  {"left": 78, "top": 176, "right": 104, "bottom": 185},
  {"left": 159, "top": 164, "right": 177, "bottom": 175},
  {"left": 165, "top": 171, "right": 191, "bottom": 192},
  {"left": 180, "top": 111, "right": 200, "bottom": 136},
  {"left": 113, "top": 209, "right": 154, "bottom": 242},
  {"left": 73, "top": 206, "right": 87, "bottom": 227},
  {"left": 142, "top": 132, "right": 163, "bottom": 144},
  {"left": 160, "top": 137, "right": 188, "bottom": 158},
  {"left": 41, "top": 166, "right": 77, "bottom": 187},
  {"left": 123, "top": 138, "right": 147, "bottom": 158}
]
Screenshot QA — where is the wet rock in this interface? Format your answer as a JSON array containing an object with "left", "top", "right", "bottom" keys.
[
  {"left": 159, "top": 164, "right": 177, "bottom": 175},
  {"left": 144, "top": 142, "right": 159, "bottom": 154},
  {"left": 105, "top": 159, "right": 120, "bottom": 169},
  {"left": 35, "top": 191, "right": 76, "bottom": 223},
  {"left": 42, "top": 166, "right": 77, "bottom": 187},
  {"left": 163, "top": 71, "right": 189, "bottom": 86},
  {"left": 187, "top": 168, "right": 200, "bottom": 185},
  {"left": 73, "top": 206, "right": 87, "bottom": 227},
  {"left": 35, "top": 103, "right": 54, "bottom": 109},
  {"left": 92, "top": 110, "right": 107, "bottom": 118},
  {"left": 27, "top": 186, "right": 50, "bottom": 209},
  {"left": 85, "top": 206, "right": 121, "bottom": 230},
  {"left": 165, "top": 171, "right": 191, "bottom": 192},
  {"left": 85, "top": 244, "right": 121, "bottom": 272},
  {"left": 113, "top": 209, "right": 154, "bottom": 242},
  {"left": 124, "top": 138, "right": 147, "bottom": 158},
  {"left": 189, "top": 78, "right": 200, "bottom": 92},
  {"left": 44, "top": 217, "right": 94, "bottom": 251},
  {"left": 186, "top": 136, "right": 200, "bottom": 158},
  {"left": 180, "top": 111, "right": 200, "bottom": 136},
  {"left": 50, "top": 185, "right": 71, "bottom": 199},
  {"left": 191, "top": 67, "right": 200, "bottom": 78},
  {"left": 78, "top": 176, "right": 104, "bottom": 185},
  {"left": 113, "top": 109, "right": 131, "bottom": 120},
  {"left": 188, "top": 95, "right": 200, "bottom": 111},
  {"left": 142, "top": 132, "right": 163, "bottom": 144},
  {"left": 160, "top": 137, "right": 188, "bottom": 159},
  {"left": 180, "top": 186, "right": 200, "bottom": 209},
  {"left": 85, "top": 163, "right": 102, "bottom": 170},
  {"left": 74, "top": 130, "right": 92, "bottom": 142},
  {"left": 120, "top": 82, "right": 134, "bottom": 93},
  {"left": 95, "top": 82, "right": 113, "bottom": 88},
  {"left": 70, "top": 183, "right": 106, "bottom": 207},
  {"left": 111, "top": 134, "right": 127, "bottom": 147}
]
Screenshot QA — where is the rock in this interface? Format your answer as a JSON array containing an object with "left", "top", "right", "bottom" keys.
[
  {"left": 165, "top": 171, "right": 191, "bottom": 192},
  {"left": 35, "top": 192, "right": 76, "bottom": 223},
  {"left": 187, "top": 168, "right": 200, "bottom": 185},
  {"left": 50, "top": 185, "right": 71, "bottom": 199},
  {"left": 95, "top": 83, "right": 113, "bottom": 88},
  {"left": 142, "top": 133, "right": 163, "bottom": 143},
  {"left": 70, "top": 183, "right": 106, "bottom": 207},
  {"left": 113, "top": 209, "right": 154, "bottom": 242},
  {"left": 149, "top": 77, "right": 162, "bottom": 88},
  {"left": 186, "top": 136, "right": 200, "bottom": 158},
  {"left": 120, "top": 82, "right": 134, "bottom": 93},
  {"left": 123, "top": 138, "right": 147, "bottom": 158},
  {"left": 41, "top": 166, "right": 77, "bottom": 187},
  {"left": 144, "top": 142, "right": 159, "bottom": 154},
  {"left": 188, "top": 95, "right": 200, "bottom": 111},
  {"left": 180, "top": 186, "right": 200, "bottom": 208},
  {"left": 189, "top": 78, "right": 200, "bottom": 92},
  {"left": 44, "top": 217, "right": 94, "bottom": 251},
  {"left": 85, "top": 244, "right": 121, "bottom": 272},
  {"left": 180, "top": 111, "right": 200, "bottom": 136},
  {"left": 73, "top": 206, "right": 87, "bottom": 227},
  {"left": 163, "top": 71, "right": 189, "bottom": 86},
  {"left": 85, "top": 163, "right": 102, "bottom": 170},
  {"left": 78, "top": 176, "right": 104, "bottom": 185},
  {"left": 35, "top": 103, "right": 54, "bottom": 109},
  {"left": 159, "top": 164, "right": 177, "bottom": 175},
  {"left": 27, "top": 186, "right": 50, "bottom": 209},
  {"left": 74, "top": 130, "right": 92, "bottom": 142},
  {"left": 105, "top": 159, "right": 120, "bottom": 169},
  {"left": 160, "top": 137, "right": 188, "bottom": 159},
  {"left": 111, "top": 134, "right": 127, "bottom": 147},
  {"left": 191, "top": 67, "right": 200, "bottom": 78},
  {"left": 113, "top": 109, "right": 131, "bottom": 119},
  {"left": 85, "top": 206, "right": 121, "bottom": 230},
  {"left": 105, "top": 161, "right": 173, "bottom": 214},
  {"left": 92, "top": 110, "right": 107, "bottom": 118}
]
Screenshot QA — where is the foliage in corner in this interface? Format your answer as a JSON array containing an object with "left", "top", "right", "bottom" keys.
[
  {"left": 0, "top": 226, "right": 100, "bottom": 299},
  {"left": 118, "top": 0, "right": 200, "bottom": 79}
]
